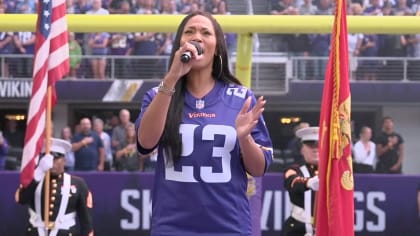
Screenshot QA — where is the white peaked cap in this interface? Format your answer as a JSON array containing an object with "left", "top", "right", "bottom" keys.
[
  {"left": 296, "top": 127, "right": 319, "bottom": 142},
  {"left": 41, "top": 138, "right": 72, "bottom": 155}
]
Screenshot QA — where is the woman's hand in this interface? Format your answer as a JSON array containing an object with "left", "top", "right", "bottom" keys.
[
  {"left": 235, "top": 96, "right": 266, "bottom": 139},
  {"left": 166, "top": 41, "right": 203, "bottom": 83}
]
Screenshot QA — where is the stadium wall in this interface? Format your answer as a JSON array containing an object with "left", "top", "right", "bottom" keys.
[{"left": 1, "top": 172, "right": 419, "bottom": 236}]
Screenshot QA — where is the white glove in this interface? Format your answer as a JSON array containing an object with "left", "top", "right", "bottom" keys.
[
  {"left": 34, "top": 154, "right": 53, "bottom": 182},
  {"left": 306, "top": 176, "right": 319, "bottom": 191}
]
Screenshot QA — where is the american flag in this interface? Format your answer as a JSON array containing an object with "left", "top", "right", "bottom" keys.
[{"left": 19, "top": 0, "right": 69, "bottom": 187}]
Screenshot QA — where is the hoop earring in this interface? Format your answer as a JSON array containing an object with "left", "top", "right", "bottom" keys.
[{"left": 216, "top": 55, "right": 223, "bottom": 79}]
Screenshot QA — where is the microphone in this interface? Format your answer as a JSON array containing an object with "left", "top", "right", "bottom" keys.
[{"left": 180, "top": 41, "right": 203, "bottom": 63}]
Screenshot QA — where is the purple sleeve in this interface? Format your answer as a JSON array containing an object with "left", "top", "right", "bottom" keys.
[
  {"left": 135, "top": 87, "right": 159, "bottom": 154},
  {"left": 248, "top": 91, "right": 274, "bottom": 173}
]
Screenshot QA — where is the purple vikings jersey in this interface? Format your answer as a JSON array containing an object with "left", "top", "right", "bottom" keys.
[{"left": 136, "top": 80, "right": 273, "bottom": 235}]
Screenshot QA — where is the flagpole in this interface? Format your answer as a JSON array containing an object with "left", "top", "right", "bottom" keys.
[{"left": 43, "top": 86, "right": 53, "bottom": 230}]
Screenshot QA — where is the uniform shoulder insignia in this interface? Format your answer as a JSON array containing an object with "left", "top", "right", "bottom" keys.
[{"left": 70, "top": 185, "right": 77, "bottom": 194}]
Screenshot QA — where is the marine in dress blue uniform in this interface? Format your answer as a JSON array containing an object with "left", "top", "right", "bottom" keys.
[
  {"left": 15, "top": 138, "right": 94, "bottom": 236},
  {"left": 283, "top": 127, "right": 320, "bottom": 236}
]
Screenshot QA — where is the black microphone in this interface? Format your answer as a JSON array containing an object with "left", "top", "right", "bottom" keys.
[{"left": 180, "top": 41, "right": 203, "bottom": 63}]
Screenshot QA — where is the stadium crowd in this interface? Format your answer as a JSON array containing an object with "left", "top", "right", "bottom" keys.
[
  {"left": 0, "top": 0, "right": 419, "bottom": 80},
  {"left": 0, "top": 109, "right": 160, "bottom": 172},
  {"left": 0, "top": 0, "right": 236, "bottom": 79}
]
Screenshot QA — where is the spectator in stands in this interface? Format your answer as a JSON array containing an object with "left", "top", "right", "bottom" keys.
[
  {"left": 66, "top": 0, "right": 76, "bottom": 13},
  {"left": 270, "top": 0, "right": 298, "bottom": 15},
  {"left": 3, "top": 119, "right": 24, "bottom": 148},
  {"left": 16, "top": 0, "right": 35, "bottom": 13},
  {"left": 73, "top": 122, "right": 82, "bottom": 135},
  {"left": 190, "top": 0, "right": 204, "bottom": 12},
  {"left": 87, "top": 32, "right": 109, "bottom": 79},
  {"left": 405, "top": 31, "right": 420, "bottom": 80},
  {"left": 115, "top": 123, "right": 141, "bottom": 171},
  {"left": 378, "top": 1, "right": 409, "bottom": 80},
  {"left": 155, "top": 0, "right": 179, "bottom": 77},
  {"left": 298, "top": 0, "right": 317, "bottom": 15},
  {"left": 71, "top": 117, "right": 105, "bottom": 171},
  {"left": 206, "top": 0, "right": 236, "bottom": 58},
  {"left": 207, "top": 0, "right": 227, "bottom": 14},
  {"left": 135, "top": 0, "right": 159, "bottom": 14},
  {"left": 394, "top": 0, "right": 413, "bottom": 15},
  {"left": 112, "top": 109, "right": 134, "bottom": 154},
  {"left": 296, "top": 0, "right": 317, "bottom": 81},
  {"left": 363, "top": 0, "right": 383, "bottom": 16},
  {"left": 177, "top": 0, "right": 192, "bottom": 14},
  {"left": 284, "top": 16, "right": 310, "bottom": 79},
  {"left": 133, "top": 9, "right": 161, "bottom": 79},
  {"left": 93, "top": 118, "right": 113, "bottom": 171},
  {"left": 86, "top": 0, "right": 109, "bottom": 79},
  {"left": 70, "top": 0, "right": 91, "bottom": 78},
  {"left": 60, "top": 126, "right": 75, "bottom": 171},
  {"left": 308, "top": 0, "right": 332, "bottom": 80},
  {"left": 412, "top": 0, "right": 420, "bottom": 14},
  {"left": 133, "top": 0, "right": 160, "bottom": 79},
  {"left": 315, "top": 0, "right": 332, "bottom": 14},
  {"left": 68, "top": 32, "right": 82, "bottom": 79},
  {"left": 348, "top": 4, "right": 363, "bottom": 80},
  {"left": 4, "top": 0, "right": 17, "bottom": 13},
  {"left": 358, "top": 34, "right": 380, "bottom": 80},
  {"left": 0, "top": 2, "right": 12, "bottom": 78},
  {"left": 104, "top": 113, "right": 119, "bottom": 136},
  {"left": 0, "top": 30, "right": 12, "bottom": 78},
  {"left": 11, "top": 31, "right": 35, "bottom": 78},
  {"left": 108, "top": 0, "right": 124, "bottom": 13},
  {"left": 270, "top": 0, "right": 298, "bottom": 52},
  {"left": 0, "top": 131, "right": 8, "bottom": 170},
  {"left": 375, "top": 116, "right": 404, "bottom": 174},
  {"left": 74, "top": 0, "right": 92, "bottom": 13},
  {"left": 109, "top": 0, "right": 134, "bottom": 79},
  {"left": 132, "top": 0, "right": 140, "bottom": 13},
  {"left": 87, "top": 0, "right": 109, "bottom": 14},
  {"left": 160, "top": 0, "right": 178, "bottom": 14},
  {"left": 353, "top": 126, "right": 376, "bottom": 173}
]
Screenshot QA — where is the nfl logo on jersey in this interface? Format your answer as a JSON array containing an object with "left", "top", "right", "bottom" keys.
[{"left": 196, "top": 99, "right": 205, "bottom": 109}]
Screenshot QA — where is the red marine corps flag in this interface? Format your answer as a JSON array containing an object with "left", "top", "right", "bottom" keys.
[
  {"left": 19, "top": 0, "right": 69, "bottom": 188},
  {"left": 315, "top": 0, "right": 354, "bottom": 234}
]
